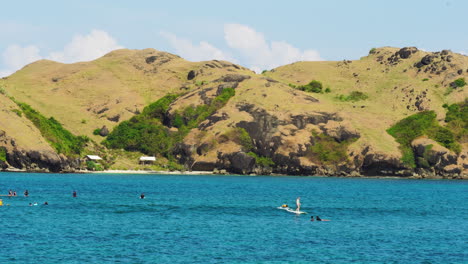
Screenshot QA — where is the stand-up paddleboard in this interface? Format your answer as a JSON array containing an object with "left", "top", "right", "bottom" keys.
[{"left": 277, "top": 207, "right": 307, "bottom": 214}]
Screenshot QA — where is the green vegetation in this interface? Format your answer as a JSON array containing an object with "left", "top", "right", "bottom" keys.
[
  {"left": 387, "top": 111, "right": 460, "bottom": 167},
  {"left": 0, "top": 86, "right": 6, "bottom": 95},
  {"left": 324, "top": 87, "right": 331, "bottom": 93},
  {"left": 422, "top": 78, "right": 429, "bottom": 82},
  {"left": 444, "top": 100, "right": 468, "bottom": 143},
  {"left": 336, "top": 91, "right": 369, "bottom": 102},
  {"left": 171, "top": 88, "right": 235, "bottom": 132},
  {"left": 15, "top": 102, "right": 89, "bottom": 156},
  {"left": 296, "top": 80, "right": 323, "bottom": 93},
  {"left": 369, "top": 48, "right": 377, "bottom": 54},
  {"left": 195, "top": 80, "right": 207, "bottom": 86},
  {"left": 93, "top": 128, "right": 101, "bottom": 135},
  {"left": 222, "top": 127, "right": 253, "bottom": 151},
  {"left": 86, "top": 161, "right": 103, "bottom": 171},
  {"left": 453, "top": 78, "right": 466, "bottom": 88},
  {"left": 0, "top": 147, "right": 7, "bottom": 162},
  {"left": 11, "top": 109, "right": 22, "bottom": 117},
  {"left": 105, "top": 89, "right": 236, "bottom": 159},
  {"left": 308, "top": 132, "right": 353, "bottom": 165},
  {"left": 81, "top": 119, "right": 87, "bottom": 124},
  {"left": 261, "top": 70, "right": 268, "bottom": 74},
  {"left": 247, "top": 152, "right": 275, "bottom": 167},
  {"left": 104, "top": 93, "right": 178, "bottom": 156}
]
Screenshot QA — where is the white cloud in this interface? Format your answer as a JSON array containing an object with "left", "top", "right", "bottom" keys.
[
  {"left": 224, "top": 24, "right": 322, "bottom": 72},
  {"left": 161, "top": 24, "right": 322, "bottom": 73},
  {"left": 0, "top": 45, "right": 42, "bottom": 77},
  {"left": 160, "top": 31, "right": 236, "bottom": 62},
  {"left": 0, "top": 30, "right": 122, "bottom": 77},
  {"left": 48, "top": 29, "right": 123, "bottom": 63}
]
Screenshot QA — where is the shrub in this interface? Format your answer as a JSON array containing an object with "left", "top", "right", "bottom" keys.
[
  {"left": 369, "top": 48, "right": 377, "bottom": 54},
  {"left": 223, "top": 127, "right": 253, "bottom": 151},
  {"left": 444, "top": 101, "right": 468, "bottom": 144},
  {"left": 387, "top": 111, "right": 461, "bottom": 167},
  {"left": 15, "top": 102, "right": 89, "bottom": 156},
  {"left": 142, "top": 94, "right": 179, "bottom": 120},
  {"left": 11, "top": 109, "right": 22, "bottom": 117},
  {"left": 337, "top": 91, "right": 368, "bottom": 102},
  {"left": 298, "top": 80, "right": 323, "bottom": 93},
  {"left": 324, "top": 87, "right": 331, "bottom": 93},
  {"left": 86, "top": 161, "right": 103, "bottom": 171},
  {"left": 422, "top": 78, "right": 429, "bottom": 82},
  {"left": 308, "top": 133, "right": 352, "bottom": 165},
  {"left": 93, "top": 128, "right": 101, "bottom": 135},
  {"left": 247, "top": 152, "right": 275, "bottom": 167},
  {"left": 453, "top": 78, "right": 466, "bottom": 88},
  {"left": 0, "top": 147, "right": 7, "bottom": 162}
]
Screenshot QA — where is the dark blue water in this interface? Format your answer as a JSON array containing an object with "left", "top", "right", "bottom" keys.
[{"left": 0, "top": 173, "right": 466, "bottom": 263}]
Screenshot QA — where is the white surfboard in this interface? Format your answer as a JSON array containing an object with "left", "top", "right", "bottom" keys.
[{"left": 277, "top": 207, "right": 307, "bottom": 214}]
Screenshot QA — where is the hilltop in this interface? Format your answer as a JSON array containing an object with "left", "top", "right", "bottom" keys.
[{"left": 0, "top": 47, "right": 466, "bottom": 178}]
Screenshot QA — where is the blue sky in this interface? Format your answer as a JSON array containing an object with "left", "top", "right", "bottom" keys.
[{"left": 1, "top": 0, "right": 467, "bottom": 76}]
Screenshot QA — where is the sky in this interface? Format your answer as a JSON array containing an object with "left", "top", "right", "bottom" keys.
[{"left": 1, "top": 0, "right": 467, "bottom": 76}]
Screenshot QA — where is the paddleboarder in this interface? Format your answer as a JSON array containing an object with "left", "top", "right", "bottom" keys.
[{"left": 296, "top": 197, "right": 301, "bottom": 212}]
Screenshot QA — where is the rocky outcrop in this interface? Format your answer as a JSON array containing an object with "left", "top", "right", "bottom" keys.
[
  {"left": 217, "top": 152, "right": 255, "bottom": 174},
  {"left": 0, "top": 130, "right": 80, "bottom": 172},
  {"left": 411, "top": 137, "right": 463, "bottom": 177},
  {"left": 99, "top": 125, "right": 109, "bottom": 137}
]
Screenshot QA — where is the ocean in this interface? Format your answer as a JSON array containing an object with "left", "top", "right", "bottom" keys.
[{"left": 0, "top": 172, "right": 466, "bottom": 263}]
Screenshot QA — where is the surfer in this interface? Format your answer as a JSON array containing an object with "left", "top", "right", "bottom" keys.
[
  {"left": 72, "top": 191, "right": 77, "bottom": 198},
  {"left": 44, "top": 201, "right": 48, "bottom": 205},
  {"left": 140, "top": 193, "right": 145, "bottom": 199},
  {"left": 310, "top": 216, "right": 314, "bottom": 221},
  {"left": 281, "top": 204, "right": 288, "bottom": 208},
  {"left": 24, "top": 190, "right": 29, "bottom": 197},
  {"left": 296, "top": 197, "right": 301, "bottom": 212}
]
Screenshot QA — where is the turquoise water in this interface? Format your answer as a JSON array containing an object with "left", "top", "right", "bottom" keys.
[{"left": 0, "top": 173, "right": 467, "bottom": 263}]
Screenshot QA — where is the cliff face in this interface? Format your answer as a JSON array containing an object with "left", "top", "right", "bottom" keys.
[{"left": 0, "top": 47, "right": 466, "bottom": 178}]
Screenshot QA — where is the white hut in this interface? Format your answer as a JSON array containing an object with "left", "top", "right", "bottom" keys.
[
  {"left": 85, "top": 155, "right": 102, "bottom": 161},
  {"left": 139, "top": 156, "right": 156, "bottom": 165}
]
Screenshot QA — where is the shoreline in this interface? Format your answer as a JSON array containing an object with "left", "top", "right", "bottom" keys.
[{"left": 1, "top": 168, "right": 466, "bottom": 180}]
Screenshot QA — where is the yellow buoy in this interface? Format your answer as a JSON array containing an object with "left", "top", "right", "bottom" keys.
[{"left": 0, "top": 199, "right": 3, "bottom": 206}]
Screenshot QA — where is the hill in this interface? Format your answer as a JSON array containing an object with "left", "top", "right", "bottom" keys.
[{"left": 0, "top": 47, "right": 466, "bottom": 178}]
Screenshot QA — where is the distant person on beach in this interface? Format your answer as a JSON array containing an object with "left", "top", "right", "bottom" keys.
[
  {"left": 140, "top": 193, "right": 145, "bottom": 199},
  {"left": 296, "top": 197, "right": 301, "bottom": 212},
  {"left": 73, "top": 191, "right": 77, "bottom": 198},
  {"left": 24, "top": 190, "right": 29, "bottom": 197}
]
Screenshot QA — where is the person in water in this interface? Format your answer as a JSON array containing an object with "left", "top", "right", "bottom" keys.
[
  {"left": 296, "top": 197, "right": 301, "bottom": 212},
  {"left": 72, "top": 191, "right": 77, "bottom": 198},
  {"left": 24, "top": 190, "right": 29, "bottom": 197},
  {"left": 310, "top": 216, "right": 315, "bottom": 221},
  {"left": 140, "top": 193, "right": 145, "bottom": 199},
  {"left": 44, "top": 201, "right": 48, "bottom": 205},
  {"left": 316, "top": 216, "right": 330, "bottom": 221}
]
